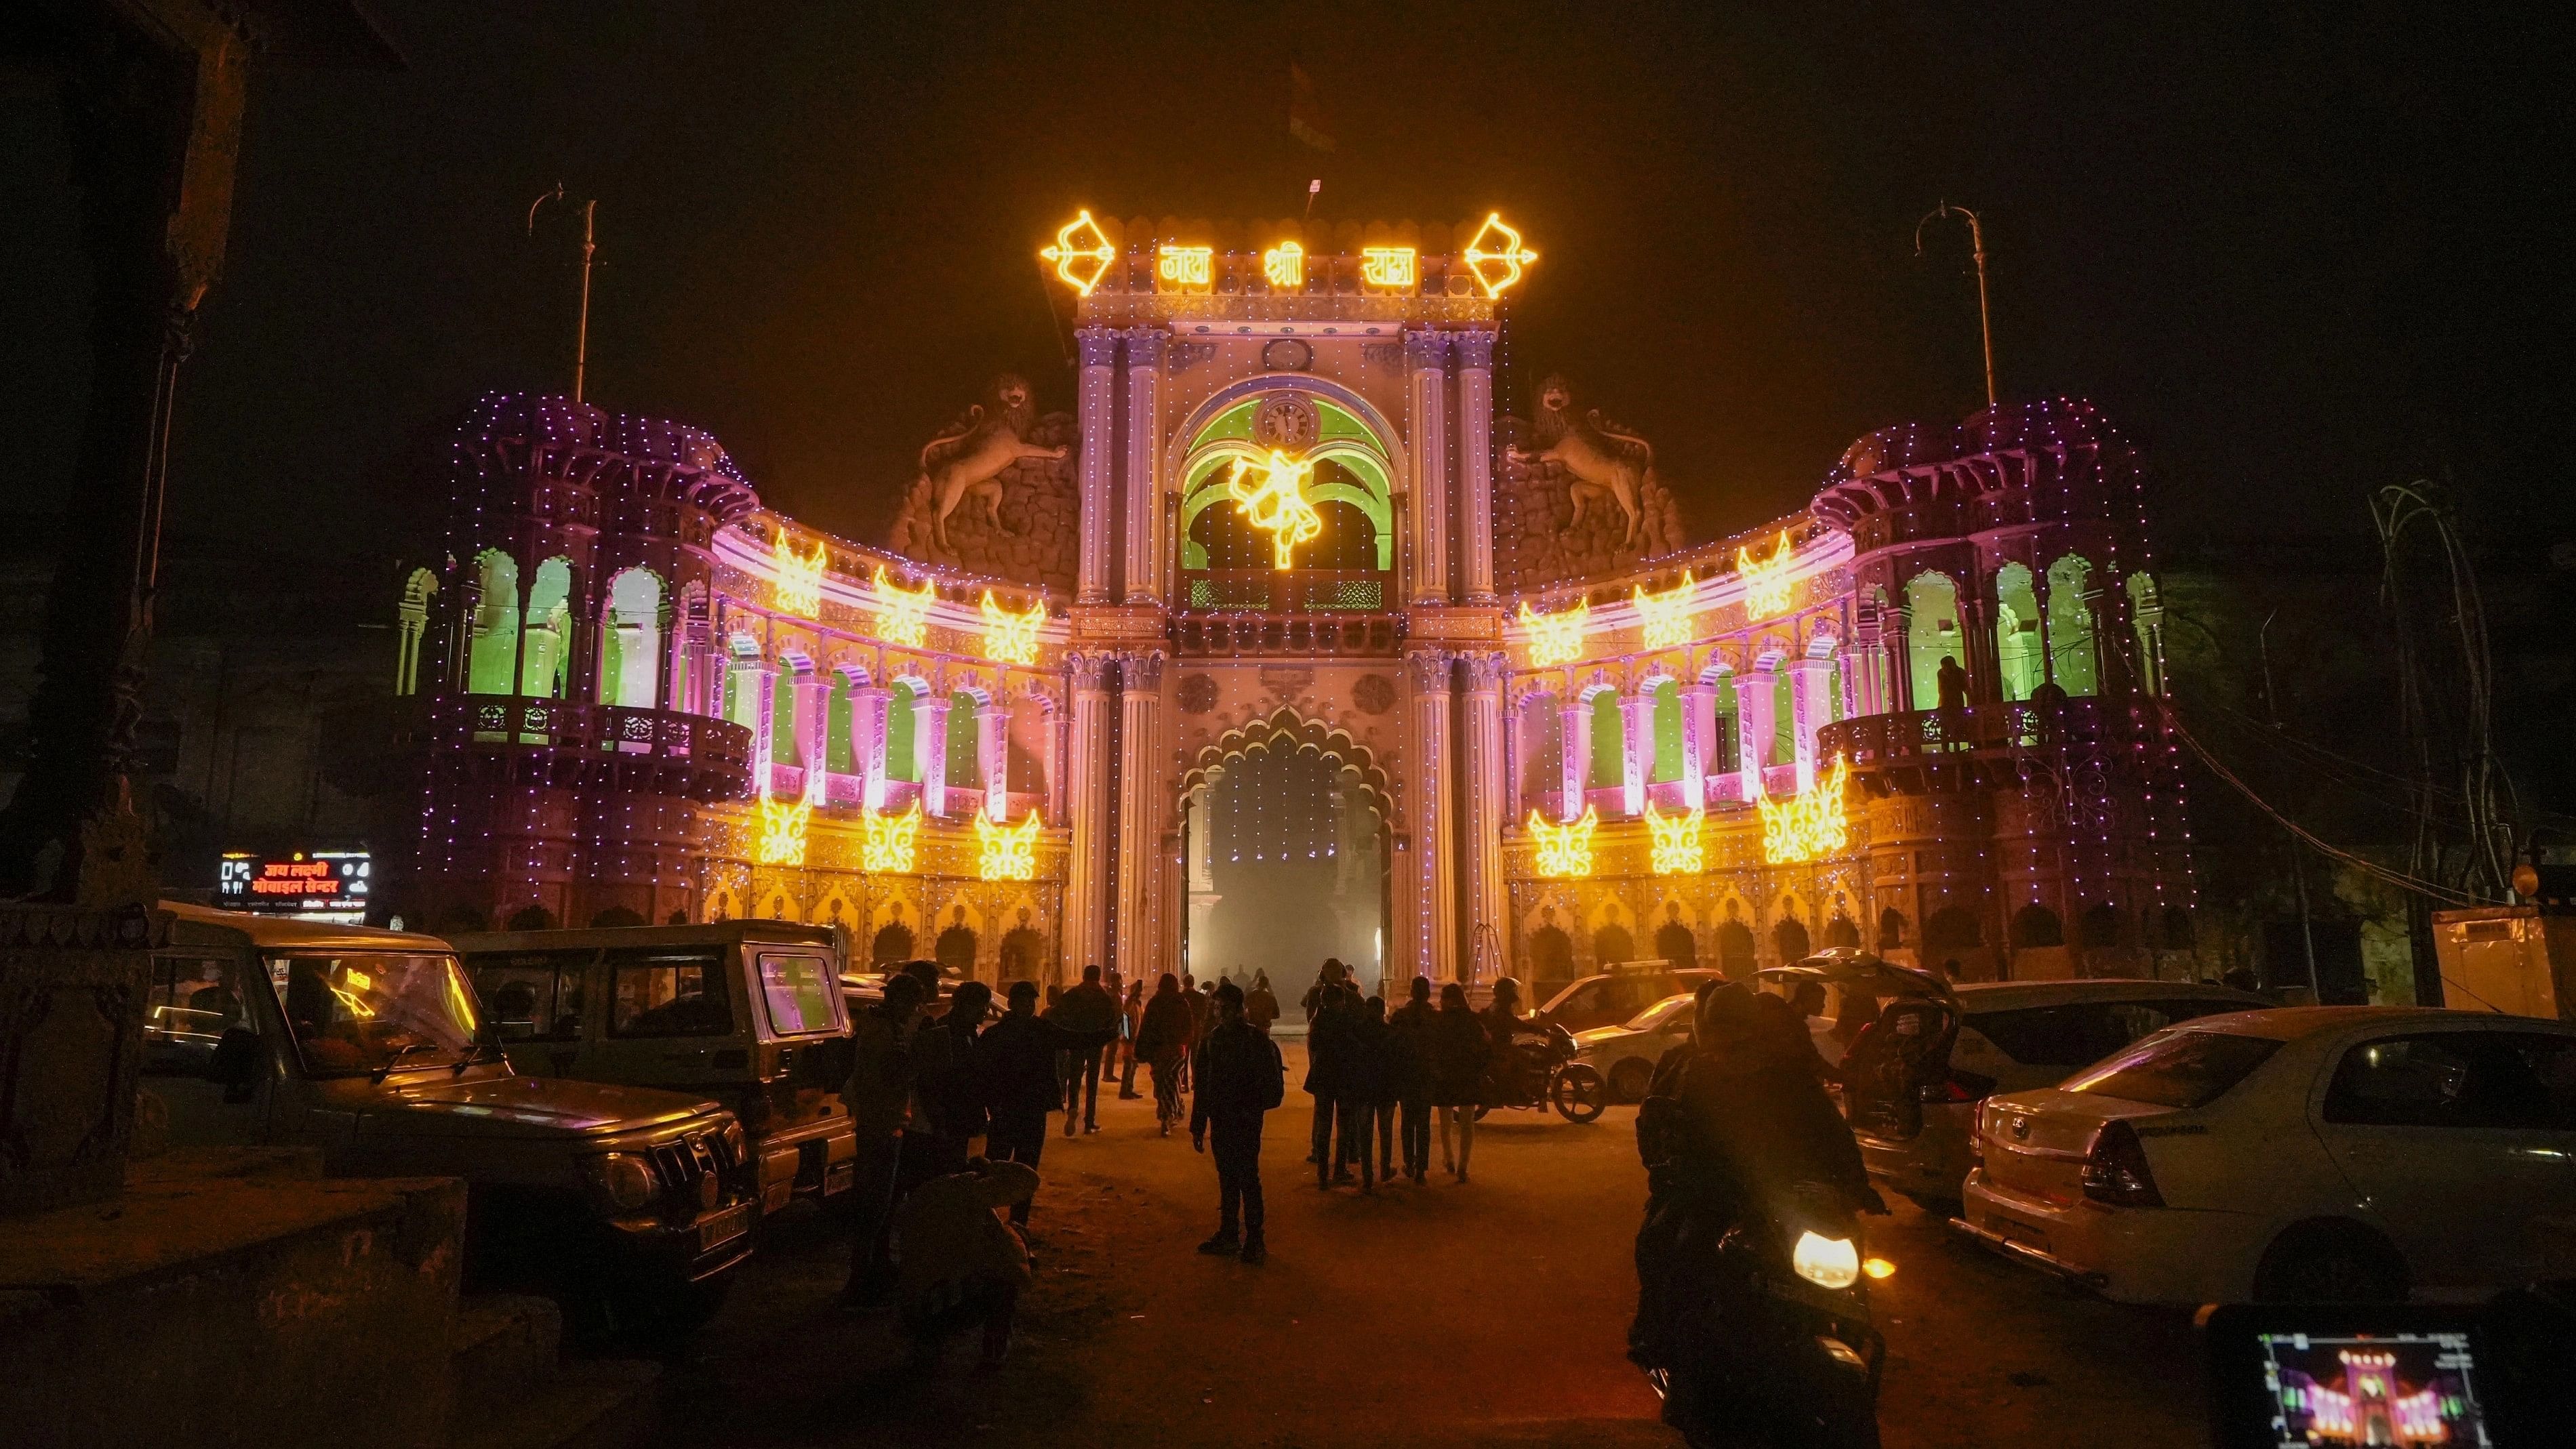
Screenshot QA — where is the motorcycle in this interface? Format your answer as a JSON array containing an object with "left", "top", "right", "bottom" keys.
[
  {"left": 1636, "top": 1172, "right": 1888, "bottom": 1449},
  {"left": 1476, "top": 1022, "right": 1607, "bottom": 1124}
]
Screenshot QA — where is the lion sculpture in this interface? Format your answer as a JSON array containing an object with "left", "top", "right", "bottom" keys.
[
  {"left": 921, "top": 374, "right": 1068, "bottom": 552},
  {"left": 1507, "top": 375, "right": 1653, "bottom": 546}
]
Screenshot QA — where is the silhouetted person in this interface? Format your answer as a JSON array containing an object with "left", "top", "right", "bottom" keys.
[
  {"left": 1428, "top": 982, "right": 1491, "bottom": 1181},
  {"left": 909, "top": 980, "right": 993, "bottom": 1184},
  {"left": 1340, "top": 994, "right": 1390, "bottom": 1191},
  {"left": 1304, "top": 982, "right": 1359, "bottom": 1184},
  {"left": 974, "top": 980, "right": 1110, "bottom": 1227},
  {"left": 1053, "top": 964, "right": 1120, "bottom": 1135},
  {"left": 1386, "top": 977, "right": 1436, "bottom": 1184},
  {"left": 1191, "top": 981, "right": 1284, "bottom": 1263},
  {"left": 1936, "top": 653, "right": 1970, "bottom": 712},
  {"left": 1245, "top": 970, "right": 1279, "bottom": 1034},
  {"left": 1118, "top": 979, "right": 1147, "bottom": 1097},
  {"left": 1302, "top": 958, "right": 1350, "bottom": 1023},
  {"left": 896, "top": 1156, "right": 1037, "bottom": 1370},
  {"left": 1135, "top": 973, "right": 1197, "bottom": 1135},
  {"left": 841, "top": 972, "right": 925, "bottom": 1307}
]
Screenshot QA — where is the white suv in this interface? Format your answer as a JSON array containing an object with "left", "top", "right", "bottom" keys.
[{"left": 1959, "top": 1006, "right": 2576, "bottom": 1305}]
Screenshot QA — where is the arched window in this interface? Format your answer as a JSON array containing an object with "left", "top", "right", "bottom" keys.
[
  {"left": 1586, "top": 691, "right": 1623, "bottom": 791},
  {"left": 2159, "top": 906, "right": 2195, "bottom": 950},
  {"left": 519, "top": 558, "right": 573, "bottom": 698},
  {"left": 885, "top": 682, "right": 920, "bottom": 782},
  {"left": 1518, "top": 693, "right": 1564, "bottom": 814},
  {"left": 1773, "top": 917, "right": 1811, "bottom": 963},
  {"left": 1772, "top": 670, "right": 1796, "bottom": 766},
  {"left": 395, "top": 567, "right": 439, "bottom": 697},
  {"left": 2046, "top": 555, "right": 2101, "bottom": 697},
  {"left": 769, "top": 670, "right": 802, "bottom": 769},
  {"left": 465, "top": 550, "right": 520, "bottom": 695},
  {"left": 1905, "top": 571, "right": 1964, "bottom": 710},
  {"left": 1924, "top": 906, "right": 1981, "bottom": 954},
  {"left": 2078, "top": 903, "right": 2122, "bottom": 947},
  {"left": 870, "top": 922, "right": 916, "bottom": 963},
  {"left": 1649, "top": 679, "right": 1685, "bottom": 783},
  {"left": 1716, "top": 921, "right": 1757, "bottom": 979},
  {"left": 1177, "top": 392, "right": 1394, "bottom": 609},
  {"left": 826, "top": 676, "right": 857, "bottom": 773},
  {"left": 1825, "top": 914, "right": 1861, "bottom": 949},
  {"left": 945, "top": 691, "right": 984, "bottom": 793},
  {"left": 597, "top": 568, "right": 664, "bottom": 709},
  {"left": 2011, "top": 905, "right": 2065, "bottom": 949},
  {"left": 2127, "top": 572, "right": 2165, "bottom": 695},
  {"left": 1593, "top": 922, "right": 1636, "bottom": 966},
  {"left": 1528, "top": 926, "right": 1574, "bottom": 981},
  {"left": 998, "top": 927, "right": 1046, "bottom": 983},
  {"left": 1654, "top": 920, "right": 1697, "bottom": 969},
  {"left": 1994, "top": 563, "right": 2044, "bottom": 702},
  {"left": 1006, "top": 695, "right": 1050, "bottom": 797},
  {"left": 935, "top": 924, "right": 979, "bottom": 977},
  {"left": 1711, "top": 673, "right": 1739, "bottom": 767}
]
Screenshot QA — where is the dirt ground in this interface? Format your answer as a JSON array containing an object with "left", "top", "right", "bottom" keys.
[{"left": 645, "top": 1043, "right": 2205, "bottom": 1448}]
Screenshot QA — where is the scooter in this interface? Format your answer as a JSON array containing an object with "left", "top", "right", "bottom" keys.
[
  {"left": 1638, "top": 1175, "right": 1889, "bottom": 1449},
  {"left": 1475, "top": 1022, "right": 1607, "bottom": 1123}
]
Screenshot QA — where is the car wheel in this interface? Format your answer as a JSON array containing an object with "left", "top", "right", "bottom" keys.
[
  {"left": 2253, "top": 1222, "right": 2408, "bottom": 1303},
  {"left": 1609, "top": 1058, "right": 1654, "bottom": 1103}
]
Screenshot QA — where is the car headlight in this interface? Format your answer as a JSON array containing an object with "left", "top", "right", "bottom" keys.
[
  {"left": 582, "top": 1151, "right": 658, "bottom": 1211},
  {"left": 1792, "top": 1229, "right": 1861, "bottom": 1290}
]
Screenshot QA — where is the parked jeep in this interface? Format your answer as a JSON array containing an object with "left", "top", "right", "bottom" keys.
[
  {"left": 450, "top": 920, "right": 858, "bottom": 1218},
  {"left": 144, "top": 904, "right": 757, "bottom": 1338}
]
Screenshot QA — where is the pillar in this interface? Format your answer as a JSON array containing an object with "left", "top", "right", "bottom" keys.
[
  {"left": 739, "top": 658, "right": 779, "bottom": 791},
  {"left": 1075, "top": 327, "right": 1119, "bottom": 604},
  {"left": 1113, "top": 651, "right": 1167, "bottom": 983},
  {"left": 1123, "top": 327, "right": 1167, "bottom": 605},
  {"left": 1405, "top": 330, "right": 1451, "bottom": 605},
  {"left": 854, "top": 685, "right": 891, "bottom": 809},
  {"left": 1789, "top": 655, "right": 1833, "bottom": 791},
  {"left": 1560, "top": 691, "right": 1590, "bottom": 821},
  {"left": 792, "top": 672, "right": 830, "bottom": 796},
  {"left": 1851, "top": 599, "right": 1891, "bottom": 718},
  {"left": 917, "top": 693, "right": 951, "bottom": 817},
  {"left": 1454, "top": 330, "right": 1497, "bottom": 601},
  {"left": 1737, "top": 664, "right": 1776, "bottom": 799},
  {"left": 1460, "top": 653, "right": 1510, "bottom": 979},
  {"left": 978, "top": 700, "right": 1008, "bottom": 819},
  {"left": 1044, "top": 693, "right": 1068, "bottom": 823},
  {"left": 1062, "top": 655, "right": 1115, "bottom": 975},
  {"left": 1185, "top": 783, "right": 1220, "bottom": 968},
  {"left": 1620, "top": 691, "right": 1653, "bottom": 817},
  {"left": 1682, "top": 681, "right": 1717, "bottom": 809},
  {"left": 1405, "top": 651, "right": 1459, "bottom": 982}
]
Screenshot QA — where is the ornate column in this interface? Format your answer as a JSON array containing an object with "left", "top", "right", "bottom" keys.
[
  {"left": 1113, "top": 651, "right": 1167, "bottom": 984},
  {"left": 978, "top": 700, "right": 1009, "bottom": 819},
  {"left": 854, "top": 684, "right": 892, "bottom": 809},
  {"left": 1850, "top": 598, "right": 1889, "bottom": 718},
  {"left": 1454, "top": 329, "right": 1497, "bottom": 601},
  {"left": 1737, "top": 664, "right": 1776, "bottom": 799},
  {"left": 1460, "top": 653, "right": 1510, "bottom": 979},
  {"left": 1044, "top": 693, "right": 1068, "bottom": 823},
  {"left": 1405, "top": 330, "right": 1451, "bottom": 605},
  {"left": 739, "top": 657, "right": 779, "bottom": 792},
  {"left": 1789, "top": 654, "right": 1834, "bottom": 791},
  {"left": 1122, "top": 327, "right": 1167, "bottom": 605},
  {"left": 1560, "top": 691, "right": 1590, "bottom": 821},
  {"left": 917, "top": 692, "right": 952, "bottom": 817},
  {"left": 1062, "top": 655, "right": 1116, "bottom": 975},
  {"left": 1681, "top": 681, "right": 1717, "bottom": 809},
  {"left": 792, "top": 672, "right": 830, "bottom": 789},
  {"left": 1075, "top": 327, "right": 1120, "bottom": 604},
  {"left": 1404, "top": 651, "right": 1459, "bottom": 982},
  {"left": 1185, "top": 783, "right": 1220, "bottom": 968},
  {"left": 1619, "top": 690, "right": 1653, "bottom": 817}
]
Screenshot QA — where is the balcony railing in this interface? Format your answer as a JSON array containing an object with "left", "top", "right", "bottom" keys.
[
  {"left": 1819, "top": 697, "right": 2167, "bottom": 775},
  {"left": 1182, "top": 569, "right": 1388, "bottom": 613}
]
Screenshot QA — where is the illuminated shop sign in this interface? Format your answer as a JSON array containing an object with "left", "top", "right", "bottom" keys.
[{"left": 218, "top": 851, "right": 371, "bottom": 919}]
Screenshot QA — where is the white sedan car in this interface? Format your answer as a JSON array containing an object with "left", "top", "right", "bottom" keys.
[
  {"left": 1571, "top": 992, "right": 1698, "bottom": 1103},
  {"left": 1959, "top": 1006, "right": 2576, "bottom": 1305}
]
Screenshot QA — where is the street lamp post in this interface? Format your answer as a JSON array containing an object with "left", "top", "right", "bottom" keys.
[
  {"left": 528, "top": 185, "right": 599, "bottom": 403},
  {"left": 1915, "top": 202, "right": 1998, "bottom": 411}
]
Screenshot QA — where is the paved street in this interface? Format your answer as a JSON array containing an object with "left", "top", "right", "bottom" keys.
[{"left": 640, "top": 1044, "right": 2205, "bottom": 1448}]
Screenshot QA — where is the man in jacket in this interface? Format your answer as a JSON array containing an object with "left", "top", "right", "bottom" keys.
[
  {"left": 1304, "top": 983, "right": 1361, "bottom": 1185},
  {"left": 974, "top": 980, "right": 1111, "bottom": 1227},
  {"left": 1133, "top": 973, "right": 1199, "bottom": 1135},
  {"left": 1245, "top": 971, "right": 1280, "bottom": 1034},
  {"left": 908, "top": 979, "right": 993, "bottom": 1185},
  {"left": 842, "top": 972, "right": 925, "bottom": 1307},
  {"left": 1052, "top": 964, "right": 1121, "bottom": 1136},
  {"left": 1191, "top": 981, "right": 1283, "bottom": 1263},
  {"left": 1386, "top": 977, "right": 1436, "bottom": 1184}
]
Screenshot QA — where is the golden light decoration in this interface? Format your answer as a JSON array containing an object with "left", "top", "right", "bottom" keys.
[
  {"left": 1756, "top": 757, "right": 1851, "bottom": 865},
  {"left": 1517, "top": 597, "right": 1590, "bottom": 668},
  {"left": 1529, "top": 805, "right": 1599, "bottom": 879},
  {"left": 1262, "top": 241, "right": 1304, "bottom": 289},
  {"left": 1156, "top": 243, "right": 1213, "bottom": 292},
  {"left": 975, "top": 809, "right": 1043, "bottom": 882},
  {"left": 1633, "top": 570, "right": 1698, "bottom": 650},
  {"left": 1040, "top": 210, "right": 1115, "bottom": 296},
  {"left": 1738, "top": 530, "right": 1796, "bottom": 619},
  {"left": 1645, "top": 800, "right": 1706, "bottom": 876},
  {"left": 860, "top": 802, "right": 923, "bottom": 875},
  {"left": 1359, "top": 246, "right": 1417, "bottom": 291},
  {"left": 1462, "top": 213, "right": 1539, "bottom": 299},
  {"left": 771, "top": 533, "right": 828, "bottom": 618},
  {"left": 870, "top": 565, "right": 935, "bottom": 648},
  {"left": 752, "top": 792, "right": 813, "bottom": 868},
  {"left": 979, "top": 590, "right": 1045, "bottom": 666},
  {"left": 1223, "top": 449, "right": 1323, "bottom": 570}
]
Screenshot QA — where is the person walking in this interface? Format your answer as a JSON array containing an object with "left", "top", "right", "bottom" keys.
[
  {"left": 1133, "top": 973, "right": 1198, "bottom": 1135},
  {"left": 1118, "top": 979, "right": 1147, "bottom": 1098},
  {"left": 1427, "top": 981, "right": 1490, "bottom": 1183},
  {"left": 1304, "top": 982, "right": 1358, "bottom": 1185},
  {"left": 1190, "top": 980, "right": 1284, "bottom": 1264},
  {"left": 1052, "top": 964, "right": 1120, "bottom": 1135},
  {"left": 841, "top": 973, "right": 925, "bottom": 1306},
  {"left": 1245, "top": 970, "right": 1279, "bottom": 1034},
  {"left": 973, "top": 980, "right": 1109, "bottom": 1228},
  {"left": 1386, "top": 977, "right": 1435, "bottom": 1184}
]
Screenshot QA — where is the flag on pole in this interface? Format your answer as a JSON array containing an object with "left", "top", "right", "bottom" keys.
[{"left": 1289, "top": 62, "right": 1335, "bottom": 152}]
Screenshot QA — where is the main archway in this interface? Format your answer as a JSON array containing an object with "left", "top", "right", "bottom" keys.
[{"left": 1179, "top": 710, "right": 1390, "bottom": 1022}]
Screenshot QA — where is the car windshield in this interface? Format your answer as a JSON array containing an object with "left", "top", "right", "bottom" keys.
[
  {"left": 266, "top": 953, "right": 485, "bottom": 1076},
  {"left": 2062, "top": 1029, "right": 2282, "bottom": 1109},
  {"left": 1623, "top": 994, "right": 1696, "bottom": 1032}
]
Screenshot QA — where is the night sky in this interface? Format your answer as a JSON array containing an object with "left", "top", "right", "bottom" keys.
[{"left": 3, "top": 1, "right": 2564, "bottom": 567}]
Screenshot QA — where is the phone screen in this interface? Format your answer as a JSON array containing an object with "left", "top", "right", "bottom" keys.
[{"left": 2254, "top": 1330, "right": 2491, "bottom": 1447}]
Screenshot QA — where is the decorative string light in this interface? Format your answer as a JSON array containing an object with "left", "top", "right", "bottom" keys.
[
  {"left": 1738, "top": 531, "right": 1794, "bottom": 619},
  {"left": 1634, "top": 570, "right": 1697, "bottom": 650},
  {"left": 1529, "top": 805, "right": 1598, "bottom": 878},
  {"left": 976, "top": 809, "right": 1042, "bottom": 881},
  {"left": 870, "top": 565, "right": 934, "bottom": 647},
  {"left": 1518, "top": 597, "right": 1589, "bottom": 668},
  {"left": 861, "top": 802, "right": 923, "bottom": 874},
  {"left": 979, "top": 590, "right": 1045, "bottom": 665},
  {"left": 1645, "top": 800, "right": 1706, "bottom": 875}
]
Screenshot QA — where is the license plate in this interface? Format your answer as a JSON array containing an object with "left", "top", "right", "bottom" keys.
[{"left": 698, "top": 1203, "right": 751, "bottom": 1253}]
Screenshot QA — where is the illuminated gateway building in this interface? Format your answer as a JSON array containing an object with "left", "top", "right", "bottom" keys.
[{"left": 397, "top": 213, "right": 2194, "bottom": 1003}]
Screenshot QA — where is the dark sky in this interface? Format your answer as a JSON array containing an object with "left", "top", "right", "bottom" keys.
[{"left": 4, "top": 1, "right": 2565, "bottom": 568}]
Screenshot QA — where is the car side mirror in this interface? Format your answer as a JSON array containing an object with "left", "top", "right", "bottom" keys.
[{"left": 207, "top": 1026, "right": 264, "bottom": 1101}]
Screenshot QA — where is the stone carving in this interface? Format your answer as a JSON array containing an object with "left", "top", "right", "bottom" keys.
[
  {"left": 1176, "top": 673, "right": 1218, "bottom": 714},
  {"left": 1351, "top": 673, "right": 1396, "bottom": 715},
  {"left": 887, "top": 377, "right": 1079, "bottom": 591},
  {"left": 1494, "top": 376, "right": 1685, "bottom": 591}
]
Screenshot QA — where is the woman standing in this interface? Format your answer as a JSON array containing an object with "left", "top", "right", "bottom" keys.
[
  {"left": 1117, "top": 979, "right": 1148, "bottom": 1099},
  {"left": 1426, "top": 982, "right": 1491, "bottom": 1182},
  {"left": 1133, "top": 973, "right": 1198, "bottom": 1136}
]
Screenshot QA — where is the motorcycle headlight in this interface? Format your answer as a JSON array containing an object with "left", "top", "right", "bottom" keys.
[
  {"left": 1792, "top": 1229, "right": 1861, "bottom": 1290},
  {"left": 582, "top": 1151, "right": 658, "bottom": 1211}
]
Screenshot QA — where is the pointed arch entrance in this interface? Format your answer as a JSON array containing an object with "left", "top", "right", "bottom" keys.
[{"left": 1178, "top": 710, "right": 1392, "bottom": 1015}]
